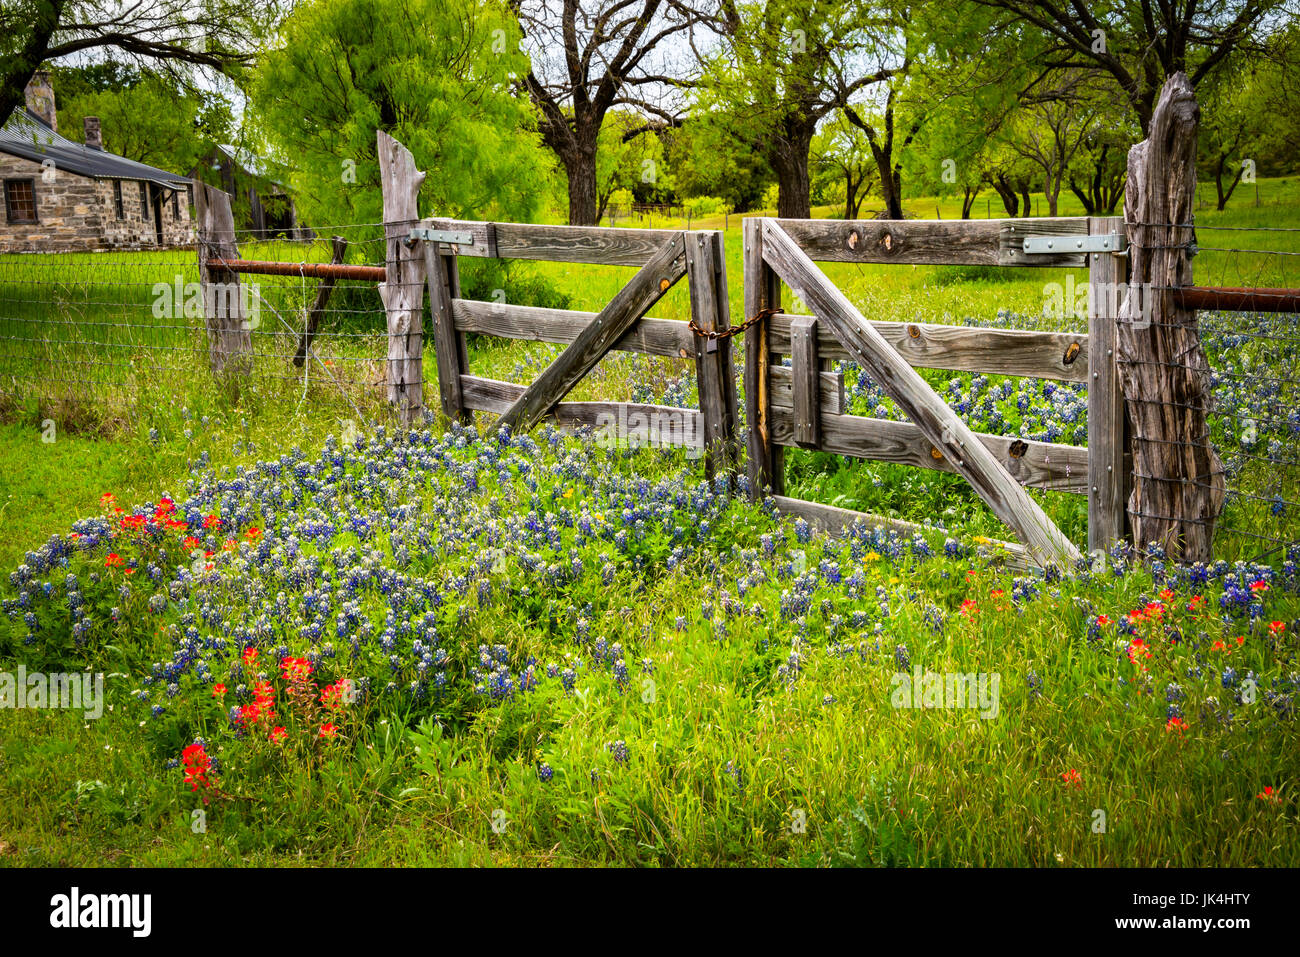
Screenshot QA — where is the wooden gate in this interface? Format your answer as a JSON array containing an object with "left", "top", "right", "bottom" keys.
[
  {"left": 414, "top": 217, "right": 740, "bottom": 477},
  {"left": 744, "top": 215, "right": 1131, "bottom": 570}
]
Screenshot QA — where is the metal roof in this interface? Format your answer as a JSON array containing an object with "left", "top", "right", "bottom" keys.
[{"left": 0, "top": 109, "right": 190, "bottom": 189}]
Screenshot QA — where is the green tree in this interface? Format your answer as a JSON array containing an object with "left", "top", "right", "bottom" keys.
[
  {"left": 665, "top": 114, "right": 773, "bottom": 212},
  {"left": 250, "top": 0, "right": 551, "bottom": 229},
  {"left": 56, "top": 69, "right": 231, "bottom": 175},
  {"left": 1, "top": 0, "right": 282, "bottom": 128},
  {"left": 810, "top": 113, "right": 876, "bottom": 219},
  {"left": 700, "top": 0, "right": 900, "bottom": 219}
]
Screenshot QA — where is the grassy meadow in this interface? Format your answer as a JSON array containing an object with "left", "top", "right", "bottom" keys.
[{"left": 0, "top": 180, "right": 1297, "bottom": 867}]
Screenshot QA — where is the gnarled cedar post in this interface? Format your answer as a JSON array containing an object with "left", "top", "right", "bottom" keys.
[
  {"left": 377, "top": 131, "right": 427, "bottom": 427},
  {"left": 1119, "top": 73, "right": 1226, "bottom": 561},
  {"left": 194, "top": 181, "right": 252, "bottom": 379}
]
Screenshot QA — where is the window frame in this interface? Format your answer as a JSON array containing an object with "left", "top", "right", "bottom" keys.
[
  {"left": 138, "top": 181, "right": 149, "bottom": 220},
  {"left": 113, "top": 180, "right": 125, "bottom": 220},
  {"left": 4, "top": 178, "right": 38, "bottom": 225}
]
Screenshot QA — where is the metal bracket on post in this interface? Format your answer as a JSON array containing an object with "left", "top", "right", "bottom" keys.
[
  {"left": 408, "top": 228, "right": 475, "bottom": 246},
  {"left": 1022, "top": 233, "right": 1127, "bottom": 255}
]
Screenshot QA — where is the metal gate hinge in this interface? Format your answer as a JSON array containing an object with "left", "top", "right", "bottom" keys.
[
  {"left": 1021, "top": 234, "right": 1127, "bottom": 254},
  {"left": 409, "top": 228, "right": 475, "bottom": 245}
]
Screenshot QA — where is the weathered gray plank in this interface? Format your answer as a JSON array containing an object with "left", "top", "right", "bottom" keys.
[
  {"left": 743, "top": 217, "right": 784, "bottom": 498},
  {"left": 768, "top": 366, "right": 845, "bottom": 415},
  {"left": 770, "top": 496, "right": 1035, "bottom": 571},
  {"left": 424, "top": 240, "right": 469, "bottom": 424},
  {"left": 495, "top": 234, "right": 687, "bottom": 434},
  {"left": 769, "top": 408, "right": 1087, "bottom": 493},
  {"left": 425, "top": 218, "right": 677, "bottom": 266},
  {"left": 461, "top": 375, "right": 702, "bottom": 449},
  {"left": 769, "top": 316, "right": 1088, "bottom": 383},
  {"left": 761, "top": 218, "right": 1081, "bottom": 565},
  {"left": 789, "top": 316, "right": 820, "bottom": 446},
  {"left": 377, "top": 131, "right": 427, "bottom": 427},
  {"left": 292, "top": 235, "right": 347, "bottom": 368},
  {"left": 771, "top": 217, "right": 1090, "bottom": 266},
  {"left": 1087, "top": 216, "right": 1129, "bottom": 554},
  {"left": 452, "top": 299, "right": 694, "bottom": 358},
  {"left": 685, "top": 230, "right": 740, "bottom": 478},
  {"left": 195, "top": 182, "right": 252, "bottom": 377}
]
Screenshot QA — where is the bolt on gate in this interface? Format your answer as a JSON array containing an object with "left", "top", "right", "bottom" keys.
[{"left": 742, "top": 214, "right": 1136, "bottom": 571}]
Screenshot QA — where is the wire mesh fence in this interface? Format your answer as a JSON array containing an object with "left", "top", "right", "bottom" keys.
[
  {"left": 1120, "top": 222, "right": 1300, "bottom": 561},
  {"left": 0, "top": 224, "right": 396, "bottom": 427}
]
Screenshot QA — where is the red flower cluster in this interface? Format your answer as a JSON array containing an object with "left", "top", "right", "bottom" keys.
[
  {"left": 319, "top": 679, "right": 353, "bottom": 710},
  {"left": 238, "top": 681, "right": 276, "bottom": 727},
  {"left": 281, "top": 657, "right": 313, "bottom": 682},
  {"left": 1061, "top": 769, "right": 1082, "bottom": 788},
  {"left": 181, "top": 744, "right": 212, "bottom": 792}
]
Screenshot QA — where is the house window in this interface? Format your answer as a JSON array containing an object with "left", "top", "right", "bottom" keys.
[
  {"left": 172, "top": 190, "right": 179, "bottom": 219},
  {"left": 138, "top": 182, "right": 149, "bottom": 220},
  {"left": 113, "top": 180, "right": 124, "bottom": 220},
  {"left": 4, "top": 179, "right": 37, "bottom": 224}
]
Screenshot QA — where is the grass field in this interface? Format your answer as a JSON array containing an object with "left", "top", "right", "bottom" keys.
[{"left": 0, "top": 180, "right": 1297, "bottom": 867}]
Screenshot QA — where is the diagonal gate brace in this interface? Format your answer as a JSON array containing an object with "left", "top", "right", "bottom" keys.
[
  {"left": 760, "top": 220, "right": 1081, "bottom": 568},
  {"left": 494, "top": 234, "right": 687, "bottom": 435}
]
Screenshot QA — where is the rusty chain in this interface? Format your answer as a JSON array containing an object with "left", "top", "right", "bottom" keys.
[{"left": 688, "top": 306, "right": 784, "bottom": 341}]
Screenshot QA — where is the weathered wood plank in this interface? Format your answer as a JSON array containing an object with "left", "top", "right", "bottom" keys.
[
  {"left": 789, "top": 316, "right": 820, "bottom": 446},
  {"left": 685, "top": 230, "right": 740, "bottom": 478},
  {"left": 743, "top": 217, "right": 784, "bottom": 498},
  {"left": 195, "top": 182, "right": 252, "bottom": 377},
  {"left": 1087, "top": 216, "right": 1129, "bottom": 554},
  {"left": 769, "top": 366, "right": 845, "bottom": 415},
  {"left": 461, "top": 375, "right": 702, "bottom": 449},
  {"left": 769, "top": 408, "right": 1087, "bottom": 493},
  {"left": 425, "top": 218, "right": 677, "bottom": 266},
  {"left": 292, "top": 235, "right": 347, "bottom": 368},
  {"left": 377, "top": 131, "right": 427, "bottom": 427},
  {"left": 424, "top": 240, "right": 469, "bottom": 424},
  {"left": 761, "top": 218, "right": 1081, "bottom": 566},
  {"left": 452, "top": 299, "right": 694, "bottom": 358},
  {"left": 770, "top": 496, "right": 1035, "bottom": 571},
  {"left": 771, "top": 217, "right": 1090, "bottom": 267},
  {"left": 770, "top": 315, "right": 1089, "bottom": 383},
  {"left": 495, "top": 234, "right": 687, "bottom": 434}
]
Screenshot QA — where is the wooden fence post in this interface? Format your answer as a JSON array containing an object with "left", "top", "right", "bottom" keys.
[
  {"left": 423, "top": 235, "right": 470, "bottom": 425},
  {"left": 1119, "top": 72, "right": 1225, "bottom": 561},
  {"left": 194, "top": 182, "right": 252, "bottom": 378},
  {"left": 1087, "top": 215, "right": 1129, "bottom": 556},
  {"left": 377, "top": 131, "right": 427, "bottom": 427},
  {"left": 743, "top": 216, "right": 783, "bottom": 498},
  {"left": 685, "top": 230, "right": 740, "bottom": 480}
]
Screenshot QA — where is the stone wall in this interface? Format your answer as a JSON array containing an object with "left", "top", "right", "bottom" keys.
[{"left": 0, "top": 154, "right": 195, "bottom": 253}]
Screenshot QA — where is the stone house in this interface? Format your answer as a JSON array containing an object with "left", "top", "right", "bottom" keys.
[{"left": 0, "top": 72, "right": 194, "bottom": 252}]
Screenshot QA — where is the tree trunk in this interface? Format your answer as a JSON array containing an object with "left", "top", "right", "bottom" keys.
[
  {"left": 993, "top": 176, "right": 1019, "bottom": 216},
  {"left": 564, "top": 144, "right": 600, "bottom": 226},
  {"left": 771, "top": 127, "right": 813, "bottom": 219},
  {"left": 844, "top": 172, "right": 859, "bottom": 220},
  {"left": 1020, "top": 187, "right": 1031, "bottom": 217},
  {"left": 1214, "top": 153, "right": 1244, "bottom": 211},
  {"left": 1118, "top": 72, "right": 1225, "bottom": 562}
]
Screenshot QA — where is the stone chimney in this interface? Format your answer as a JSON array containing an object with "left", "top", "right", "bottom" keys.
[
  {"left": 84, "top": 116, "right": 102, "bottom": 150},
  {"left": 24, "top": 71, "right": 57, "bottom": 131}
]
